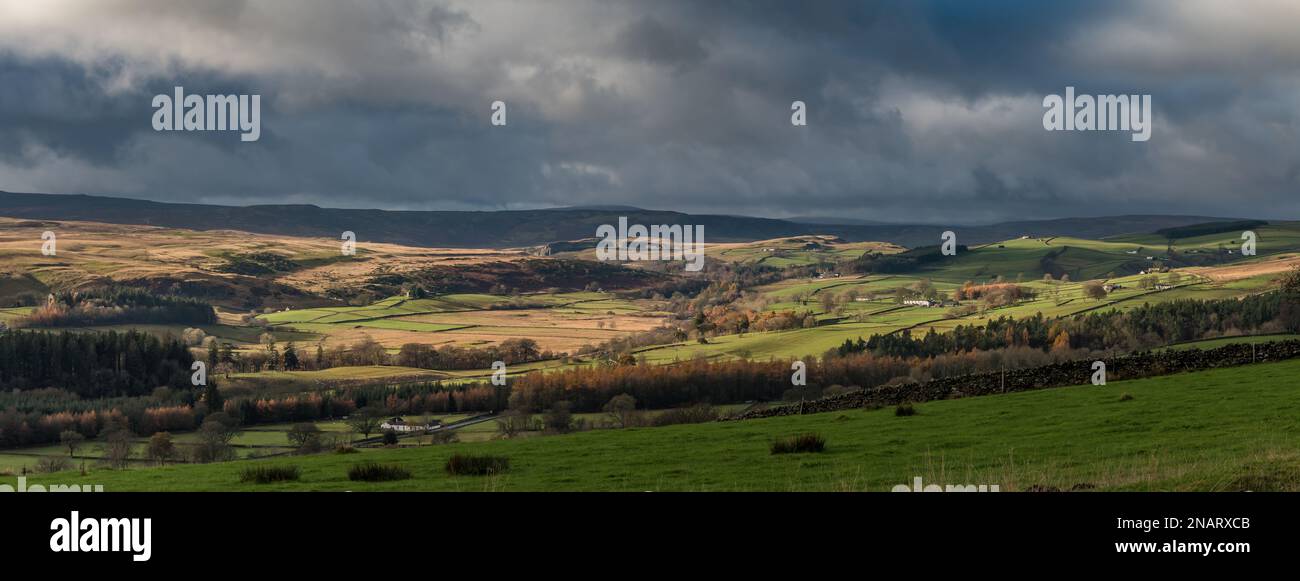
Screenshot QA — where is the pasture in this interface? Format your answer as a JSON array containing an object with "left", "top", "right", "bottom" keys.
[
  {"left": 633, "top": 264, "right": 1278, "bottom": 363},
  {"left": 22, "top": 359, "right": 1300, "bottom": 491},
  {"left": 257, "top": 292, "right": 667, "bottom": 353}
]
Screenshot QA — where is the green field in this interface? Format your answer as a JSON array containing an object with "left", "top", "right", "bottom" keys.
[
  {"left": 632, "top": 269, "right": 1263, "bottom": 363},
  {"left": 8, "top": 225, "right": 1294, "bottom": 382},
  {"left": 0, "top": 438, "right": 287, "bottom": 474},
  {"left": 913, "top": 236, "right": 1143, "bottom": 282},
  {"left": 17, "top": 359, "right": 1300, "bottom": 491},
  {"left": 0, "top": 306, "right": 33, "bottom": 325},
  {"left": 5, "top": 221, "right": 1300, "bottom": 491},
  {"left": 252, "top": 291, "right": 662, "bottom": 354},
  {"left": 0, "top": 415, "right": 487, "bottom": 473},
  {"left": 1110, "top": 222, "right": 1300, "bottom": 256}
]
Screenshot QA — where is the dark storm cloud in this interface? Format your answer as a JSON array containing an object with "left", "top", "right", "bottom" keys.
[
  {"left": 613, "top": 16, "right": 709, "bottom": 71},
  {"left": 0, "top": 56, "right": 141, "bottom": 163},
  {"left": 0, "top": 0, "right": 1297, "bottom": 222}
]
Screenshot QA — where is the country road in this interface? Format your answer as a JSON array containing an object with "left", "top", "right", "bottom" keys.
[{"left": 354, "top": 413, "right": 500, "bottom": 447}]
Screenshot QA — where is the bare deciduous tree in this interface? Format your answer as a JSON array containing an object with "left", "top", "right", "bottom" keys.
[
  {"left": 60, "top": 430, "right": 84, "bottom": 457},
  {"left": 495, "top": 409, "right": 532, "bottom": 438},
  {"left": 346, "top": 407, "right": 384, "bottom": 441},
  {"left": 102, "top": 428, "right": 133, "bottom": 469},
  {"left": 602, "top": 394, "right": 639, "bottom": 428},
  {"left": 288, "top": 423, "right": 323, "bottom": 453}
]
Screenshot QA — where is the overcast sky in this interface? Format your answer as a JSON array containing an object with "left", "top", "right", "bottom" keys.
[{"left": 1, "top": 0, "right": 1298, "bottom": 224}]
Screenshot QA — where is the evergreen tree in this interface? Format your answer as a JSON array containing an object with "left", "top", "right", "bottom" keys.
[
  {"left": 283, "top": 342, "right": 300, "bottom": 371},
  {"left": 203, "top": 380, "right": 223, "bottom": 414},
  {"left": 265, "top": 337, "right": 280, "bottom": 371},
  {"left": 207, "top": 341, "right": 219, "bottom": 372}
]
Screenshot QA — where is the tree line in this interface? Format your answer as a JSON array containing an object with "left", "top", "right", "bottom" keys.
[
  {"left": 207, "top": 335, "right": 556, "bottom": 375},
  {"left": 0, "top": 329, "right": 196, "bottom": 397}
]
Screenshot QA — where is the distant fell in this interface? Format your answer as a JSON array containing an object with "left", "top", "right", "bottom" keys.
[{"left": 0, "top": 191, "right": 1238, "bottom": 250}]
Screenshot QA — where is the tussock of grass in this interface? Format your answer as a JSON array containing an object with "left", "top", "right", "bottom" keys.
[
  {"left": 445, "top": 453, "right": 510, "bottom": 476},
  {"left": 239, "top": 465, "right": 300, "bottom": 483},
  {"left": 770, "top": 433, "right": 826, "bottom": 455},
  {"left": 347, "top": 462, "right": 411, "bottom": 482}
]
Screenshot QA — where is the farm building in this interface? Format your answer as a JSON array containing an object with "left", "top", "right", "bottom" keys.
[{"left": 380, "top": 417, "right": 440, "bottom": 433}]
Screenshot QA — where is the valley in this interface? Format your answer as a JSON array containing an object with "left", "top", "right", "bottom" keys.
[{"left": 3, "top": 200, "right": 1299, "bottom": 491}]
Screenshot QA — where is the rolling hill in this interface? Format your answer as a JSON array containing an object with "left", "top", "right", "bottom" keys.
[{"left": 0, "top": 190, "right": 1238, "bottom": 249}]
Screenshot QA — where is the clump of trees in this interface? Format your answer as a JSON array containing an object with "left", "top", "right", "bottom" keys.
[
  {"left": 953, "top": 282, "right": 1033, "bottom": 307},
  {"left": 1081, "top": 281, "right": 1108, "bottom": 301},
  {"left": 19, "top": 287, "right": 215, "bottom": 328},
  {"left": 395, "top": 338, "right": 553, "bottom": 370},
  {"left": 221, "top": 381, "right": 506, "bottom": 428}
]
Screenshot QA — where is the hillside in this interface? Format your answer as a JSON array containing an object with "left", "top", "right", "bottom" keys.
[
  {"left": 0, "top": 217, "right": 673, "bottom": 354},
  {"left": 0, "top": 216, "right": 663, "bottom": 309},
  {"left": 5, "top": 214, "right": 1295, "bottom": 364},
  {"left": 26, "top": 359, "right": 1300, "bottom": 491},
  {"left": 3, "top": 209, "right": 1298, "bottom": 492},
  {"left": 1, "top": 191, "right": 1235, "bottom": 249}
]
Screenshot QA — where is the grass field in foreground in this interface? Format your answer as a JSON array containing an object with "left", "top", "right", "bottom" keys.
[{"left": 21, "top": 359, "right": 1300, "bottom": 492}]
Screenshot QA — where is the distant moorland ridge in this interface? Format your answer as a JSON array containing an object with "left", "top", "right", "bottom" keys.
[{"left": 0, "top": 190, "right": 1236, "bottom": 249}]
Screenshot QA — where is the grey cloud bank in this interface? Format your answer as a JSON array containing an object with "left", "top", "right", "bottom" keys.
[{"left": 0, "top": 0, "right": 1297, "bottom": 223}]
